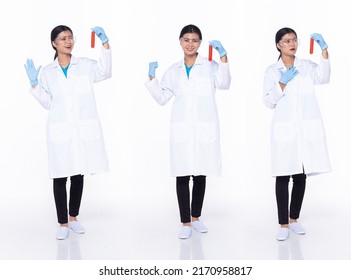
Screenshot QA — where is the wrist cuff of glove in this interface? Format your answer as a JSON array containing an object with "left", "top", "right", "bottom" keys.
[
  {"left": 220, "top": 50, "right": 227, "bottom": 58},
  {"left": 321, "top": 44, "right": 328, "bottom": 51},
  {"left": 30, "top": 79, "right": 38, "bottom": 86},
  {"left": 279, "top": 79, "right": 288, "bottom": 85},
  {"left": 102, "top": 37, "right": 109, "bottom": 44}
]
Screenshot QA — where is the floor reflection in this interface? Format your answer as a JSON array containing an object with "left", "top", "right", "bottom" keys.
[
  {"left": 56, "top": 232, "right": 82, "bottom": 260},
  {"left": 179, "top": 231, "right": 205, "bottom": 260},
  {"left": 277, "top": 233, "right": 304, "bottom": 260}
]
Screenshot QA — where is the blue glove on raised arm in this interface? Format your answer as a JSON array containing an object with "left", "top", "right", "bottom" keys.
[
  {"left": 279, "top": 66, "right": 299, "bottom": 85},
  {"left": 92, "top": 26, "right": 109, "bottom": 44},
  {"left": 209, "top": 40, "right": 227, "bottom": 57},
  {"left": 148, "top": 61, "right": 158, "bottom": 78},
  {"left": 311, "top": 33, "right": 328, "bottom": 50},
  {"left": 24, "top": 59, "right": 42, "bottom": 86}
]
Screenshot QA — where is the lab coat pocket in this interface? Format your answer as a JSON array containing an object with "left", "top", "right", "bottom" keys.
[
  {"left": 197, "top": 123, "right": 217, "bottom": 144},
  {"left": 48, "top": 123, "right": 72, "bottom": 144},
  {"left": 79, "top": 120, "right": 101, "bottom": 141},
  {"left": 303, "top": 120, "right": 324, "bottom": 141},
  {"left": 273, "top": 122, "right": 296, "bottom": 143},
  {"left": 170, "top": 123, "right": 190, "bottom": 143},
  {"left": 196, "top": 78, "right": 212, "bottom": 96}
]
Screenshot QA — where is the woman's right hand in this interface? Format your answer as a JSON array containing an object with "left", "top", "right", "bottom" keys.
[
  {"left": 24, "top": 59, "right": 42, "bottom": 86},
  {"left": 279, "top": 66, "right": 299, "bottom": 85},
  {"left": 148, "top": 61, "right": 158, "bottom": 79}
]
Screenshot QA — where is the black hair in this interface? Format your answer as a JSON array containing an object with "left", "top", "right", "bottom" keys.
[
  {"left": 179, "top": 24, "right": 202, "bottom": 40},
  {"left": 51, "top": 25, "right": 73, "bottom": 60},
  {"left": 275, "top": 27, "right": 297, "bottom": 60}
]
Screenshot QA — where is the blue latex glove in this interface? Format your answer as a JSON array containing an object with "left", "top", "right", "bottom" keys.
[
  {"left": 209, "top": 40, "right": 227, "bottom": 57},
  {"left": 279, "top": 66, "right": 299, "bottom": 85},
  {"left": 148, "top": 61, "right": 158, "bottom": 78},
  {"left": 311, "top": 33, "right": 328, "bottom": 50},
  {"left": 24, "top": 59, "right": 42, "bottom": 86},
  {"left": 92, "top": 26, "right": 109, "bottom": 44}
]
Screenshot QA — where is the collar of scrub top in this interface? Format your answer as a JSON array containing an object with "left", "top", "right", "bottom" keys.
[
  {"left": 276, "top": 56, "right": 302, "bottom": 71},
  {"left": 47, "top": 55, "right": 79, "bottom": 69},
  {"left": 176, "top": 53, "right": 205, "bottom": 69}
]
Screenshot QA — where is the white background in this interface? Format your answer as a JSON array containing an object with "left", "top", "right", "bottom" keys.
[{"left": 1, "top": 0, "right": 351, "bottom": 276}]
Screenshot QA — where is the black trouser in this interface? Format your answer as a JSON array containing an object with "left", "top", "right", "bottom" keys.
[
  {"left": 176, "top": 175, "right": 206, "bottom": 223},
  {"left": 275, "top": 173, "right": 306, "bottom": 225},
  {"left": 53, "top": 175, "right": 84, "bottom": 224}
]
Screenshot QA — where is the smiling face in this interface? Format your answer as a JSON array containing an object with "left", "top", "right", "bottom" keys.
[
  {"left": 277, "top": 32, "right": 298, "bottom": 57},
  {"left": 52, "top": 30, "right": 75, "bottom": 56},
  {"left": 180, "top": 32, "right": 201, "bottom": 56}
]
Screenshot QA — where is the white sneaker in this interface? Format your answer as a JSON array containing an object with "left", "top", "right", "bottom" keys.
[
  {"left": 289, "top": 222, "right": 305, "bottom": 235},
  {"left": 69, "top": 221, "right": 85, "bottom": 234},
  {"left": 56, "top": 226, "right": 69, "bottom": 240},
  {"left": 191, "top": 221, "right": 208, "bottom": 233},
  {"left": 178, "top": 226, "right": 192, "bottom": 239},
  {"left": 276, "top": 228, "right": 289, "bottom": 241}
]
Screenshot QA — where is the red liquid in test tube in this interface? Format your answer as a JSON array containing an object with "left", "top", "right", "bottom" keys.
[
  {"left": 91, "top": 31, "right": 95, "bottom": 48},
  {"left": 208, "top": 45, "right": 213, "bottom": 61},
  {"left": 309, "top": 37, "right": 314, "bottom": 54}
]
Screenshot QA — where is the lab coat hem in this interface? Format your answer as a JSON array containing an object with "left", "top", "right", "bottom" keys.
[
  {"left": 271, "top": 168, "right": 331, "bottom": 178},
  {"left": 49, "top": 168, "right": 109, "bottom": 179},
  {"left": 171, "top": 172, "right": 222, "bottom": 177}
]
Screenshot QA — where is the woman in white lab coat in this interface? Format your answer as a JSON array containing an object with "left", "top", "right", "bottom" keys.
[
  {"left": 145, "top": 24, "right": 231, "bottom": 239},
  {"left": 263, "top": 27, "right": 331, "bottom": 241},
  {"left": 24, "top": 25, "right": 111, "bottom": 240}
]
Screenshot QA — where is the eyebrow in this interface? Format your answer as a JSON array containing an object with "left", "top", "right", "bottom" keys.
[
  {"left": 282, "top": 36, "right": 297, "bottom": 39},
  {"left": 182, "top": 37, "right": 200, "bottom": 40}
]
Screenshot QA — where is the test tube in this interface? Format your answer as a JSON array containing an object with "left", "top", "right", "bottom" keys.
[
  {"left": 91, "top": 31, "right": 95, "bottom": 48},
  {"left": 208, "top": 44, "right": 213, "bottom": 61},
  {"left": 309, "top": 37, "right": 314, "bottom": 54}
]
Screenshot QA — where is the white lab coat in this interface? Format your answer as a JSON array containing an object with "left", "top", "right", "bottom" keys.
[
  {"left": 31, "top": 47, "right": 112, "bottom": 179},
  {"left": 145, "top": 54, "right": 231, "bottom": 177},
  {"left": 263, "top": 56, "right": 331, "bottom": 177}
]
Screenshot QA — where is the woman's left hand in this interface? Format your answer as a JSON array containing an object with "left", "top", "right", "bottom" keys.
[
  {"left": 209, "top": 40, "right": 227, "bottom": 57},
  {"left": 311, "top": 33, "right": 328, "bottom": 50},
  {"left": 92, "top": 26, "right": 109, "bottom": 44}
]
